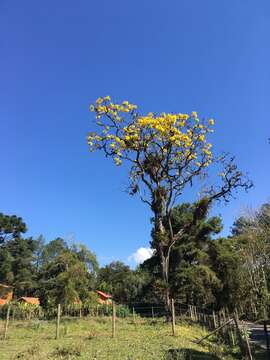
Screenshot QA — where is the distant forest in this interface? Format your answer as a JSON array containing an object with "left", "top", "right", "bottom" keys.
[{"left": 0, "top": 201, "right": 269, "bottom": 318}]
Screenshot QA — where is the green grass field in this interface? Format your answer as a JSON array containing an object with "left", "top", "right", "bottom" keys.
[{"left": 0, "top": 316, "right": 239, "bottom": 360}]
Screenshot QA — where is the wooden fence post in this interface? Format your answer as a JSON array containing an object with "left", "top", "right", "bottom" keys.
[
  {"left": 219, "top": 309, "right": 225, "bottom": 336},
  {"left": 112, "top": 301, "right": 116, "bottom": 338},
  {"left": 243, "top": 327, "right": 253, "bottom": 360},
  {"left": 207, "top": 315, "right": 212, "bottom": 329},
  {"left": 55, "top": 304, "right": 61, "bottom": 340},
  {"left": 194, "top": 306, "right": 198, "bottom": 321},
  {"left": 212, "top": 310, "right": 217, "bottom": 329},
  {"left": 132, "top": 307, "right": 136, "bottom": 324},
  {"left": 196, "top": 318, "right": 233, "bottom": 344},
  {"left": 12, "top": 306, "right": 16, "bottom": 322},
  {"left": 189, "top": 305, "right": 192, "bottom": 320},
  {"left": 171, "top": 299, "right": 176, "bottom": 336},
  {"left": 225, "top": 308, "right": 235, "bottom": 346},
  {"left": 233, "top": 312, "right": 253, "bottom": 360},
  {"left": 3, "top": 306, "right": 10, "bottom": 340},
  {"left": 203, "top": 309, "right": 207, "bottom": 326},
  {"left": 192, "top": 306, "right": 196, "bottom": 321}
]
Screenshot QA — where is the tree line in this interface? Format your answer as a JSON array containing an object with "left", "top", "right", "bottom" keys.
[{"left": 0, "top": 203, "right": 269, "bottom": 318}]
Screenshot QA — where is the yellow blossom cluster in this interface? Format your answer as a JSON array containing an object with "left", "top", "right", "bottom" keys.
[
  {"left": 90, "top": 96, "right": 137, "bottom": 121},
  {"left": 88, "top": 97, "right": 215, "bottom": 167}
]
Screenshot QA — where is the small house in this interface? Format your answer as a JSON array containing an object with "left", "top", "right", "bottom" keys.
[
  {"left": 0, "top": 283, "right": 13, "bottom": 305},
  {"left": 0, "top": 298, "right": 8, "bottom": 306},
  {"left": 18, "top": 297, "right": 40, "bottom": 305},
  {"left": 96, "top": 290, "right": 112, "bottom": 304}
]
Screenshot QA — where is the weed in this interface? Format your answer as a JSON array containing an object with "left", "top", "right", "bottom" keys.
[{"left": 51, "top": 344, "right": 82, "bottom": 359}]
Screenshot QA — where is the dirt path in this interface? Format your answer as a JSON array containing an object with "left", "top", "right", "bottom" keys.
[{"left": 247, "top": 323, "right": 269, "bottom": 350}]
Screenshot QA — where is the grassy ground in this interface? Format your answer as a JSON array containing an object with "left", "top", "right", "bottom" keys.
[{"left": 0, "top": 316, "right": 245, "bottom": 359}]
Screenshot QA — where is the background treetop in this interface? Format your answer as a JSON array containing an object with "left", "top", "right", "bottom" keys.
[{"left": 0, "top": 213, "right": 27, "bottom": 244}]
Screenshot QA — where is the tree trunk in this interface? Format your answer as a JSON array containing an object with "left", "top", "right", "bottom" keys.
[{"left": 160, "top": 248, "right": 170, "bottom": 304}]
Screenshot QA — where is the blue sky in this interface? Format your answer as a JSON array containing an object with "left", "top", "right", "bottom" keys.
[{"left": 1, "top": 1, "right": 269, "bottom": 266}]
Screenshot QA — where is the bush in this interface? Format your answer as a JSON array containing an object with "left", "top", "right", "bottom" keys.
[
  {"left": 94, "top": 303, "right": 131, "bottom": 317},
  {"left": 116, "top": 304, "right": 131, "bottom": 317},
  {"left": 0, "top": 302, "right": 43, "bottom": 320}
]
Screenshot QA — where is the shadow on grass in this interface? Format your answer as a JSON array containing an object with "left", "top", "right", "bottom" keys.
[
  {"left": 253, "top": 349, "right": 270, "bottom": 360},
  {"left": 165, "top": 348, "right": 220, "bottom": 360}
]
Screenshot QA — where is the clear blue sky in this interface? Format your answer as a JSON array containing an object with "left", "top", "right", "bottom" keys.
[{"left": 1, "top": 1, "right": 269, "bottom": 266}]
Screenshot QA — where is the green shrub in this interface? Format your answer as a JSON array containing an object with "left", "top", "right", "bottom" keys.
[
  {"left": 0, "top": 302, "right": 43, "bottom": 320},
  {"left": 94, "top": 303, "right": 131, "bottom": 317}
]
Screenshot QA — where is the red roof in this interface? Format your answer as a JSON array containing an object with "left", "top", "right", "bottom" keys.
[
  {"left": 0, "top": 298, "right": 8, "bottom": 306},
  {"left": 96, "top": 290, "right": 112, "bottom": 299},
  {"left": 18, "top": 297, "right": 40, "bottom": 305}
]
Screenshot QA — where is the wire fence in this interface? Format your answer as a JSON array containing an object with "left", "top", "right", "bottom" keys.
[{"left": 0, "top": 300, "right": 268, "bottom": 359}]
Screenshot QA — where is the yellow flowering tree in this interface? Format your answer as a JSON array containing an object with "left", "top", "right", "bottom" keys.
[{"left": 87, "top": 96, "right": 252, "bottom": 310}]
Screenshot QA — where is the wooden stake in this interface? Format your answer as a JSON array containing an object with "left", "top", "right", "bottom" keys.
[
  {"left": 12, "top": 306, "right": 16, "bottom": 322},
  {"left": 217, "top": 312, "right": 221, "bottom": 327},
  {"left": 212, "top": 310, "right": 217, "bottom": 329},
  {"left": 55, "top": 304, "right": 61, "bottom": 340},
  {"left": 225, "top": 308, "right": 235, "bottom": 346},
  {"left": 220, "top": 309, "right": 226, "bottom": 335},
  {"left": 196, "top": 318, "right": 233, "bottom": 344},
  {"left": 243, "top": 325, "right": 253, "bottom": 360},
  {"left": 194, "top": 306, "right": 198, "bottom": 321},
  {"left": 132, "top": 307, "right": 136, "bottom": 324},
  {"left": 203, "top": 309, "right": 207, "bottom": 325},
  {"left": 230, "top": 321, "right": 236, "bottom": 346},
  {"left": 207, "top": 315, "right": 212, "bottom": 329},
  {"left": 3, "top": 306, "right": 10, "bottom": 340},
  {"left": 192, "top": 306, "right": 195, "bottom": 321},
  {"left": 112, "top": 301, "right": 116, "bottom": 338},
  {"left": 233, "top": 312, "right": 253, "bottom": 360},
  {"left": 151, "top": 306, "right": 154, "bottom": 319},
  {"left": 189, "top": 305, "right": 192, "bottom": 320},
  {"left": 171, "top": 299, "right": 176, "bottom": 336}
]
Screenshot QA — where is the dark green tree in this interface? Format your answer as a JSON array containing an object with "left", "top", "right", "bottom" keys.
[
  {"left": 142, "top": 202, "right": 223, "bottom": 307},
  {"left": 97, "top": 261, "right": 148, "bottom": 303},
  {"left": 38, "top": 241, "right": 98, "bottom": 307},
  {"left": 0, "top": 237, "right": 38, "bottom": 296},
  {"left": 0, "top": 213, "right": 27, "bottom": 244},
  {"left": 208, "top": 238, "right": 249, "bottom": 311},
  {"left": 40, "top": 237, "right": 68, "bottom": 265},
  {"left": 39, "top": 251, "right": 87, "bottom": 306},
  {"left": 71, "top": 244, "right": 99, "bottom": 275}
]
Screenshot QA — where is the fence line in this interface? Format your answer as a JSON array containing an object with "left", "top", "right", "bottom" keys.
[{"left": 0, "top": 300, "right": 261, "bottom": 359}]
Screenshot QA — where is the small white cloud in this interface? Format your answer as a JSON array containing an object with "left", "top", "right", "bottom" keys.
[{"left": 128, "top": 247, "right": 153, "bottom": 265}]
